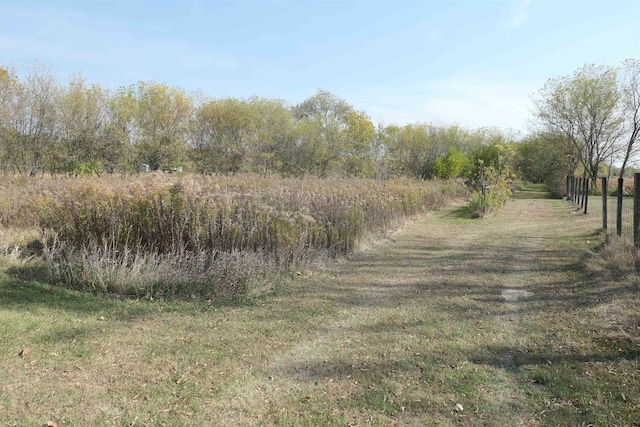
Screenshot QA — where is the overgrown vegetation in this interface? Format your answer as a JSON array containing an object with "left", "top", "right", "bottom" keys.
[
  {"left": 2, "top": 55, "right": 639, "bottom": 426},
  {"left": 2, "top": 197, "right": 638, "bottom": 426},
  {"left": 0, "top": 174, "right": 467, "bottom": 299},
  {"left": 516, "top": 132, "right": 574, "bottom": 198},
  {"left": 467, "top": 167, "right": 514, "bottom": 218},
  {"left": 588, "top": 233, "right": 639, "bottom": 279}
]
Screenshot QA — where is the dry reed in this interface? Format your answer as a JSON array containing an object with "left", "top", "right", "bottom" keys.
[{"left": 1, "top": 173, "right": 467, "bottom": 298}]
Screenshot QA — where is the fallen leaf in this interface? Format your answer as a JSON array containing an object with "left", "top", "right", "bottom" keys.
[{"left": 18, "top": 348, "right": 30, "bottom": 358}]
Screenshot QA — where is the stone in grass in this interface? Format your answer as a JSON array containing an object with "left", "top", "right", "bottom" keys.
[{"left": 454, "top": 403, "right": 464, "bottom": 412}]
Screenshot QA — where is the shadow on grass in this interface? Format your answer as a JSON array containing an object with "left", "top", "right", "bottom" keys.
[
  {"left": 0, "top": 262, "right": 260, "bottom": 320},
  {"left": 316, "top": 238, "right": 601, "bottom": 314},
  {"left": 441, "top": 205, "right": 474, "bottom": 219},
  {"left": 468, "top": 338, "right": 640, "bottom": 370},
  {"left": 514, "top": 191, "right": 552, "bottom": 200},
  {"left": 0, "top": 275, "right": 153, "bottom": 319}
]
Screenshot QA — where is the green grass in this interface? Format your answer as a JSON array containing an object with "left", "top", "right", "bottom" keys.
[{"left": 515, "top": 183, "right": 552, "bottom": 199}]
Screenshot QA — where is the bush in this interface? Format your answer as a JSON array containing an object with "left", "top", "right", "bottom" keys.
[
  {"left": 434, "top": 148, "right": 470, "bottom": 179},
  {"left": 467, "top": 167, "right": 513, "bottom": 218}
]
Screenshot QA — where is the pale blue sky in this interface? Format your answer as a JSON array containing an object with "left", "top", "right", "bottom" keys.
[{"left": 1, "top": 0, "right": 639, "bottom": 132}]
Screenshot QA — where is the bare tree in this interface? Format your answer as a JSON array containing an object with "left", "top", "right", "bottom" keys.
[
  {"left": 1, "top": 63, "right": 60, "bottom": 175},
  {"left": 618, "top": 59, "right": 640, "bottom": 178},
  {"left": 534, "top": 64, "right": 624, "bottom": 184}
]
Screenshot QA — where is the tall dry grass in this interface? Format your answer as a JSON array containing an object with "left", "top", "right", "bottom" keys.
[
  {"left": 588, "top": 233, "right": 639, "bottom": 279},
  {"left": 1, "top": 173, "right": 467, "bottom": 298}
]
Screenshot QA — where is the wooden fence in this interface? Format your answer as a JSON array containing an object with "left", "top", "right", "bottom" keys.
[{"left": 567, "top": 173, "right": 640, "bottom": 247}]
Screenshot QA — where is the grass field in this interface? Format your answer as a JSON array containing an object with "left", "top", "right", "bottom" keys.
[{"left": 1, "top": 186, "right": 639, "bottom": 425}]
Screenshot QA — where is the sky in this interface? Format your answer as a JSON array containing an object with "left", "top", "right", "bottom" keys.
[{"left": 1, "top": 0, "right": 639, "bottom": 133}]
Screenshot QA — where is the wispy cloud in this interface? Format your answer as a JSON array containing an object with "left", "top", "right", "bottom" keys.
[{"left": 507, "top": 0, "right": 533, "bottom": 29}]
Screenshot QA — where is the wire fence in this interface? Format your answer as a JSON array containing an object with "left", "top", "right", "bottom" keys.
[
  {"left": 606, "top": 196, "right": 633, "bottom": 243},
  {"left": 567, "top": 175, "right": 639, "bottom": 247}
]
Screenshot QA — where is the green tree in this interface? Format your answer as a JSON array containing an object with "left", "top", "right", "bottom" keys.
[
  {"left": 434, "top": 147, "right": 470, "bottom": 179},
  {"left": 0, "top": 65, "right": 20, "bottom": 173},
  {"left": 103, "top": 86, "right": 138, "bottom": 172},
  {"left": 342, "top": 110, "right": 375, "bottom": 176},
  {"left": 392, "top": 124, "right": 437, "bottom": 179},
  {"left": 391, "top": 123, "right": 477, "bottom": 179},
  {"left": 517, "top": 131, "right": 574, "bottom": 197},
  {"left": 246, "top": 96, "right": 297, "bottom": 175}
]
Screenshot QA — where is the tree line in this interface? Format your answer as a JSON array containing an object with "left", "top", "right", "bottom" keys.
[
  {"left": 0, "top": 63, "right": 518, "bottom": 180},
  {"left": 1, "top": 58, "right": 638, "bottom": 193}
]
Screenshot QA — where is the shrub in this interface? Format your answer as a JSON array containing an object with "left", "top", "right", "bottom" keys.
[
  {"left": 434, "top": 148, "right": 470, "bottom": 179},
  {"left": 467, "top": 167, "right": 513, "bottom": 218}
]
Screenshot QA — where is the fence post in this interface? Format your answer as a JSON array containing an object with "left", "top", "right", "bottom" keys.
[
  {"left": 576, "top": 177, "right": 581, "bottom": 206},
  {"left": 583, "top": 178, "right": 589, "bottom": 214},
  {"left": 569, "top": 176, "right": 573, "bottom": 202},
  {"left": 569, "top": 177, "right": 573, "bottom": 202},
  {"left": 634, "top": 173, "right": 640, "bottom": 248},
  {"left": 602, "top": 177, "right": 607, "bottom": 229},
  {"left": 617, "top": 178, "right": 624, "bottom": 236},
  {"left": 566, "top": 175, "right": 570, "bottom": 200}
]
